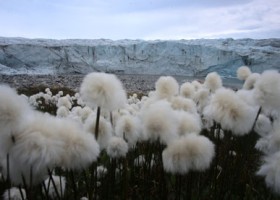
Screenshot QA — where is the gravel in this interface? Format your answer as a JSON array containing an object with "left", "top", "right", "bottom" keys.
[{"left": 0, "top": 74, "right": 242, "bottom": 94}]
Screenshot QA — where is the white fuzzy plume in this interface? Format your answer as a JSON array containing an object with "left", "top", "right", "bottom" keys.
[{"left": 162, "top": 134, "right": 215, "bottom": 174}]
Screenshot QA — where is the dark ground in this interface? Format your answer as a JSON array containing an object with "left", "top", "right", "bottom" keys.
[{"left": 0, "top": 74, "right": 242, "bottom": 94}]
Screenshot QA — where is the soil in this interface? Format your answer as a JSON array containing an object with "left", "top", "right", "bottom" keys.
[
  {"left": 0, "top": 74, "right": 192, "bottom": 94},
  {"left": 0, "top": 74, "right": 241, "bottom": 94}
]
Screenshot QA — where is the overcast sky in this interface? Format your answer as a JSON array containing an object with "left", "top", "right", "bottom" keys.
[{"left": 0, "top": 0, "right": 279, "bottom": 40}]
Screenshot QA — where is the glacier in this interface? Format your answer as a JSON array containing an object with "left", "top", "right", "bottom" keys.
[{"left": 0, "top": 37, "right": 279, "bottom": 77}]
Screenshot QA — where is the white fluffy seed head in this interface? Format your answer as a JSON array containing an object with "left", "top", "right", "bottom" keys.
[
  {"left": 56, "top": 106, "right": 69, "bottom": 118},
  {"left": 162, "top": 134, "right": 215, "bottom": 174},
  {"left": 170, "top": 96, "right": 197, "bottom": 114},
  {"left": 155, "top": 76, "right": 179, "bottom": 99},
  {"left": 115, "top": 115, "right": 141, "bottom": 148},
  {"left": 191, "top": 80, "right": 203, "bottom": 91},
  {"left": 194, "top": 88, "right": 210, "bottom": 104},
  {"left": 2, "top": 112, "right": 63, "bottom": 185},
  {"left": 80, "top": 72, "right": 127, "bottom": 111},
  {"left": 254, "top": 114, "right": 272, "bottom": 137},
  {"left": 0, "top": 84, "right": 31, "bottom": 126},
  {"left": 262, "top": 121, "right": 280, "bottom": 154},
  {"left": 71, "top": 106, "right": 83, "bottom": 116},
  {"left": 0, "top": 84, "right": 33, "bottom": 160},
  {"left": 106, "top": 136, "right": 128, "bottom": 158},
  {"left": 97, "top": 165, "right": 108, "bottom": 179},
  {"left": 257, "top": 151, "right": 280, "bottom": 194},
  {"left": 204, "top": 72, "right": 222, "bottom": 92},
  {"left": 237, "top": 66, "right": 252, "bottom": 80},
  {"left": 80, "top": 106, "right": 93, "bottom": 122},
  {"left": 43, "top": 175, "right": 66, "bottom": 198},
  {"left": 236, "top": 89, "right": 258, "bottom": 107},
  {"left": 57, "top": 119, "right": 100, "bottom": 170},
  {"left": 57, "top": 96, "right": 72, "bottom": 109},
  {"left": 254, "top": 70, "right": 280, "bottom": 110},
  {"left": 84, "top": 113, "right": 113, "bottom": 150},
  {"left": 243, "top": 73, "right": 260, "bottom": 90},
  {"left": 4, "top": 113, "right": 100, "bottom": 185},
  {"left": 203, "top": 88, "right": 257, "bottom": 136},
  {"left": 193, "top": 88, "right": 210, "bottom": 113},
  {"left": 175, "top": 111, "right": 202, "bottom": 136},
  {"left": 180, "top": 82, "right": 195, "bottom": 98},
  {"left": 3, "top": 187, "right": 26, "bottom": 200},
  {"left": 142, "top": 100, "right": 179, "bottom": 145}
]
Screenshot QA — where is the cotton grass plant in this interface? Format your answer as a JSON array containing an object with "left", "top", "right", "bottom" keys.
[
  {"left": 237, "top": 65, "right": 252, "bottom": 81},
  {"left": 1, "top": 67, "right": 280, "bottom": 199},
  {"left": 3, "top": 187, "right": 26, "bottom": 200},
  {"left": 80, "top": 72, "right": 127, "bottom": 140}
]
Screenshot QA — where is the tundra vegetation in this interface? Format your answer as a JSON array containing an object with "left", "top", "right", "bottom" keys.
[{"left": 1, "top": 67, "right": 280, "bottom": 200}]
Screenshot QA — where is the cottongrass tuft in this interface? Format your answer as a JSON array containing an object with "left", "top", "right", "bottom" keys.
[
  {"left": 57, "top": 96, "right": 72, "bottom": 109},
  {"left": 115, "top": 114, "right": 141, "bottom": 147},
  {"left": 97, "top": 165, "right": 108, "bottom": 179},
  {"left": 254, "top": 114, "right": 272, "bottom": 137},
  {"left": 175, "top": 111, "right": 201, "bottom": 136},
  {"left": 170, "top": 96, "right": 197, "bottom": 114},
  {"left": 80, "top": 106, "right": 93, "bottom": 122},
  {"left": 257, "top": 151, "right": 280, "bottom": 194},
  {"left": 255, "top": 136, "right": 271, "bottom": 154},
  {"left": 254, "top": 70, "right": 280, "bottom": 110},
  {"left": 57, "top": 119, "right": 100, "bottom": 170},
  {"left": 84, "top": 113, "right": 113, "bottom": 150},
  {"left": 0, "top": 84, "right": 32, "bottom": 159},
  {"left": 80, "top": 72, "right": 127, "bottom": 111},
  {"left": 243, "top": 73, "right": 260, "bottom": 90},
  {"left": 237, "top": 66, "right": 252, "bottom": 80},
  {"left": 259, "top": 121, "right": 280, "bottom": 155},
  {"left": 43, "top": 175, "right": 66, "bottom": 199},
  {"left": 133, "top": 155, "right": 146, "bottom": 167},
  {"left": 3, "top": 113, "right": 100, "bottom": 184},
  {"left": 133, "top": 154, "right": 156, "bottom": 167},
  {"left": 56, "top": 106, "right": 70, "bottom": 118},
  {"left": 203, "top": 88, "right": 257, "bottom": 136},
  {"left": 142, "top": 100, "right": 178, "bottom": 144},
  {"left": 162, "top": 134, "right": 215, "bottom": 174},
  {"left": 191, "top": 80, "right": 202, "bottom": 91},
  {"left": 236, "top": 89, "right": 258, "bottom": 107},
  {"left": 180, "top": 82, "right": 195, "bottom": 98},
  {"left": 106, "top": 136, "right": 129, "bottom": 158},
  {"left": 204, "top": 72, "right": 222, "bottom": 92},
  {"left": 155, "top": 76, "right": 179, "bottom": 99},
  {"left": 193, "top": 88, "right": 210, "bottom": 113},
  {"left": 3, "top": 187, "right": 26, "bottom": 200}
]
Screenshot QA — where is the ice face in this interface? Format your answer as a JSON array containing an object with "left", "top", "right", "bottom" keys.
[{"left": 0, "top": 37, "right": 279, "bottom": 77}]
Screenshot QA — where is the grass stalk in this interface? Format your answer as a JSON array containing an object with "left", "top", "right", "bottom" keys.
[
  {"left": 251, "top": 107, "right": 262, "bottom": 132},
  {"left": 6, "top": 154, "right": 11, "bottom": 200},
  {"left": 47, "top": 169, "right": 61, "bottom": 200},
  {"left": 70, "top": 170, "right": 78, "bottom": 200},
  {"left": 95, "top": 106, "right": 101, "bottom": 139}
]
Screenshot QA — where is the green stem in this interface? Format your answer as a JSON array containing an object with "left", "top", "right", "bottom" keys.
[
  {"left": 6, "top": 154, "right": 11, "bottom": 200},
  {"left": 122, "top": 158, "right": 129, "bottom": 200},
  {"left": 70, "top": 170, "right": 77, "bottom": 200},
  {"left": 251, "top": 107, "right": 262, "bottom": 132},
  {"left": 175, "top": 174, "right": 182, "bottom": 200},
  {"left": 47, "top": 169, "right": 61, "bottom": 200},
  {"left": 95, "top": 106, "right": 101, "bottom": 139}
]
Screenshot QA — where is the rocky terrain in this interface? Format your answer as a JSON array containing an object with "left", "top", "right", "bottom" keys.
[{"left": 0, "top": 74, "right": 242, "bottom": 95}]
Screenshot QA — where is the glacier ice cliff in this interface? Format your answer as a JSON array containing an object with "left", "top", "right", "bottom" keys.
[{"left": 0, "top": 37, "right": 279, "bottom": 77}]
